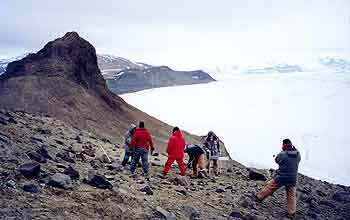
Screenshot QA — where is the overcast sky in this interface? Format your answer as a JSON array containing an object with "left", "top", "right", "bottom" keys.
[{"left": 1, "top": 0, "right": 349, "bottom": 68}]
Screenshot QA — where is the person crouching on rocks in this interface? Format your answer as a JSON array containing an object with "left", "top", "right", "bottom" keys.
[
  {"left": 203, "top": 131, "right": 221, "bottom": 175},
  {"left": 185, "top": 144, "right": 208, "bottom": 178},
  {"left": 255, "top": 139, "right": 301, "bottom": 217},
  {"left": 163, "top": 127, "right": 186, "bottom": 176},
  {"left": 130, "top": 121, "right": 155, "bottom": 177},
  {"left": 121, "top": 124, "right": 137, "bottom": 166}
]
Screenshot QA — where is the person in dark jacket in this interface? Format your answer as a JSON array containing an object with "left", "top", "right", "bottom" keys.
[
  {"left": 121, "top": 124, "right": 136, "bottom": 166},
  {"left": 130, "top": 121, "right": 154, "bottom": 176},
  {"left": 203, "top": 131, "right": 220, "bottom": 175},
  {"left": 255, "top": 139, "right": 301, "bottom": 216},
  {"left": 185, "top": 144, "right": 208, "bottom": 178},
  {"left": 163, "top": 127, "right": 186, "bottom": 176}
]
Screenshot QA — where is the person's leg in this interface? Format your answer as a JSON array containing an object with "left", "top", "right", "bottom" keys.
[
  {"left": 198, "top": 154, "right": 207, "bottom": 171},
  {"left": 130, "top": 149, "right": 141, "bottom": 174},
  {"left": 176, "top": 157, "right": 187, "bottom": 176},
  {"left": 206, "top": 152, "right": 210, "bottom": 170},
  {"left": 121, "top": 150, "right": 130, "bottom": 166},
  {"left": 256, "top": 179, "right": 281, "bottom": 201},
  {"left": 140, "top": 149, "right": 149, "bottom": 175},
  {"left": 197, "top": 154, "right": 208, "bottom": 178},
  {"left": 213, "top": 159, "right": 218, "bottom": 175},
  {"left": 163, "top": 157, "right": 175, "bottom": 175},
  {"left": 192, "top": 157, "right": 199, "bottom": 177},
  {"left": 286, "top": 186, "right": 297, "bottom": 214}
]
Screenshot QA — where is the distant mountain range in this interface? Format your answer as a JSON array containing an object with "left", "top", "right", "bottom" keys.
[
  {"left": 97, "top": 54, "right": 215, "bottom": 94},
  {"left": 0, "top": 53, "right": 215, "bottom": 94}
]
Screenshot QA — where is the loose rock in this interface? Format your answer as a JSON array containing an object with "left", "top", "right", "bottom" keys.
[
  {"left": 48, "top": 173, "right": 72, "bottom": 189},
  {"left": 23, "top": 184, "right": 39, "bottom": 193},
  {"left": 248, "top": 168, "right": 267, "bottom": 181},
  {"left": 84, "top": 174, "right": 113, "bottom": 189},
  {"left": 19, "top": 162, "right": 41, "bottom": 179},
  {"left": 140, "top": 185, "right": 154, "bottom": 195},
  {"left": 156, "top": 206, "right": 176, "bottom": 220},
  {"left": 64, "top": 166, "right": 80, "bottom": 180}
]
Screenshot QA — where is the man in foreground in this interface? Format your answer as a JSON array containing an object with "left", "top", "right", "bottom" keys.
[{"left": 255, "top": 139, "right": 301, "bottom": 217}]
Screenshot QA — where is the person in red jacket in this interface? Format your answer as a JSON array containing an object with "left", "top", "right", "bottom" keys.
[
  {"left": 163, "top": 127, "right": 186, "bottom": 176},
  {"left": 130, "top": 121, "right": 154, "bottom": 176}
]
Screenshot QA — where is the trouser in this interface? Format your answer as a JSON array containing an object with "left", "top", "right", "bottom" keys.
[
  {"left": 256, "top": 179, "right": 297, "bottom": 214},
  {"left": 130, "top": 148, "right": 149, "bottom": 175},
  {"left": 163, "top": 156, "right": 186, "bottom": 176},
  {"left": 121, "top": 149, "right": 133, "bottom": 166},
  {"left": 192, "top": 154, "right": 206, "bottom": 177}
]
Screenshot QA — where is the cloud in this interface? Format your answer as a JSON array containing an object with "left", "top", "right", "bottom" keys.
[{"left": 1, "top": 0, "right": 349, "bottom": 66}]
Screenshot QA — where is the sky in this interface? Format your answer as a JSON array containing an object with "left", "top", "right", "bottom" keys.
[{"left": 1, "top": 0, "right": 349, "bottom": 68}]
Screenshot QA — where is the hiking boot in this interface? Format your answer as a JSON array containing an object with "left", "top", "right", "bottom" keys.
[
  {"left": 285, "top": 212, "right": 296, "bottom": 219},
  {"left": 253, "top": 193, "right": 263, "bottom": 203},
  {"left": 198, "top": 170, "right": 208, "bottom": 179}
]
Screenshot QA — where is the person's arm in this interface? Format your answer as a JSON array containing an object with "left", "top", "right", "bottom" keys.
[
  {"left": 130, "top": 133, "right": 136, "bottom": 149},
  {"left": 148, "top": 133, "right": 154, "bottom": 152},
  {"left": 275, "top": 152, "right": 283, "bottom": 164},
  {"left": 166, "top": 138, "right": 173, "bottom": 154}
]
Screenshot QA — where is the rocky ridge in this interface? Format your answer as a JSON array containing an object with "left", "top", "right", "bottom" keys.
[
  {"left": 1, "top": 110, "right": 349, "bottom": 220},
  {"left": 0, "top": 32, "right": 201, "bottom": 153}
]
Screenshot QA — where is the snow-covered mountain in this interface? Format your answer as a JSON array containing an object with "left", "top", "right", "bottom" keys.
[
  {"left": 96, "top": 54, "right": 146, "bottom": 78},
  {"left": 0, "top": 53, "right": 29, "bottom": 75}
]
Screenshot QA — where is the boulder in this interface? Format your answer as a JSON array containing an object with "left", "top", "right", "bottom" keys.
[
  {"left": 215, "top": 187, "right": 226, "bottom": 193},
  {"left": 27, "top": 151, "right": 47, "bottom": 163},
  {"left": 140, "top": 185, "right": 154, "bottom": 195},
  {"left": 23, "top": 184, "right": 39, "bottom": 193},
  {"left": 37, "top": 146, "right": 53, "bottom": 160},
  {"left": 19, "top": 162, "right": 41, "bottom": 179},
  {"left": 176, "top": 186, "right": 188, "bottom": 196},
  {"left": 181, "top": 205, "right": 200, "bottom": 219},
  {"left": 48, "top": 173, "right": 72, "bottom": 189},
  {"left": 56, "top": 152, "right": 75, "bottom": 163},
  {"left": 229, "top": 211, "right": 244, "bottom": 219},
  {"left": 64, "top": 166, "right": 80, "bottom": 180},
  {"left": 172, "top": 176, "right": 189, "bottom": 186},
  {"left": 156, "top": 206, "right": 176, "bottom": 220},
  {"left": 84, "top": 174, "right": 113, "bottom": 189},
  {"left": 248, "top": 169, "right": 267, "bottom": 181}
]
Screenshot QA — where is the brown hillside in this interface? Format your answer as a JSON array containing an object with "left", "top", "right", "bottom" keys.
[{"left": 0, "top": 32, "right": 200, "bottom": 151}]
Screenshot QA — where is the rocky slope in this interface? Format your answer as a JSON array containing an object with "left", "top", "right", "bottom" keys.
[
  {"left": 0, "top": 32, "right": 202, "bottom": 153},
  {"left": 1, "top": 110, "right": 349, "bottom": 220}
]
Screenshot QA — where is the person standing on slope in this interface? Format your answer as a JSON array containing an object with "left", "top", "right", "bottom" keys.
[
  {"left": 163, "top": 127, "right": 186, "bottom": 176},
  {"left": 121, "top": 124, "right": 137, "bottom": 166},
  {"left": 255, "top": 139, "right": 301, "bottom": 218},
  {"left": 185, "top": 144, "right": 208, "bottom": 178},
  {"left": 130, "top": 121, "right": 154, "bottom": 177},
  {"left": 203, "top": 131, "right": 221, "bottom": 175}
]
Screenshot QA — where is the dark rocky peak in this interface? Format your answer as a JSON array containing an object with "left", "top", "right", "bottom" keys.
[{"left": 3, "top": 32, "right": 105, "bottom": 91}]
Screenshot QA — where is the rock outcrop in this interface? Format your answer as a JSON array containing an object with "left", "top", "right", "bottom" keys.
[{"left": 0, "top": 32, "right": 200, "bottom": 151}]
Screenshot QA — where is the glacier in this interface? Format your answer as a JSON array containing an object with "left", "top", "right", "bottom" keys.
[{"left": 122, "top": 67, "right": 350, "bottom": 186}]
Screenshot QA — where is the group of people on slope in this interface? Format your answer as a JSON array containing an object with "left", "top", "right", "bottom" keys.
[
  {"left": 122, "top": 121, "right": 220, "bottom": 178},
  {"left": 121, "top": 121, "right": 301, "bottom": 217}
]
